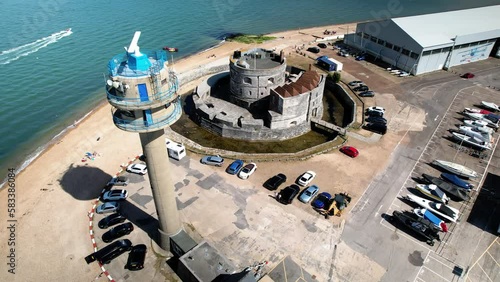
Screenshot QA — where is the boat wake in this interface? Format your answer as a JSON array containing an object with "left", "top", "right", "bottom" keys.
[{"left": 0, "top": 28, "right": 73, "bottom": 65}]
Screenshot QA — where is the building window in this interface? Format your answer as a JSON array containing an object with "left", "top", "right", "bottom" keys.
[
  {"left": 377, "top": 39, "right": 385, "bottom": 45},
  {"left": 244, "top": 77, "right": 252, "bottom": 84},
  {"left": 356, "top": 32, "right": 362, "bottom": 37},
  {"left": 422, "top": 50, "right": 431, "bottom": 56},
  {"left": 385, "top": 42, "right": 393, "bottom": 49},
  {"left": 410, "top": 52, "right": 419, "bottom": 59},
  {"left": 363, "top": 33, "right": 369, "bottom": 39},
  {"left": 393, "top": 45, "right": 401, "bottom": 52},
  {"left": 431, "top": 49, "right": 441, "bottom": 54},
  {"left": 268, "top": 77, "right": 274, "bottom": 84},
  {"left": 479, "top": 40, "right": 488, "bottom": 45},
  {"left": 370, "top": 36, "right": 377, "bottom": 42},
  {"left": 402, "top": 49, "right": 410, "bottom": 56},
  {"left": 442, "top": 47, "right": 451, "bottom": 52}
]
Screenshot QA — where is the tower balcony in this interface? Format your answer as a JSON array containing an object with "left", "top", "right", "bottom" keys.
[
  {"left": 106, "top": 73, "right": 179, "bottom": 110},
  {"left": 111, "top": 99, "right": 182, "bottom": 133}
]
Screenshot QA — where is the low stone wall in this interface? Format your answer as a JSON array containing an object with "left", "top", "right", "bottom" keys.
[
  {"left": 326, "top": 80, "right": 356, "bottom": 127},
  {"left": 177, "top": 59, "right": 229, "bottom": 87}
]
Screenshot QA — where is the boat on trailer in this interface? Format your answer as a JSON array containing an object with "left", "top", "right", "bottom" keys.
[
  {"left": 481, "top": 101, "right": 500, "bottom": 112},
  {"left": 422, "top": 174, "right": 470, "bottom": 201},
  {"left": 452, "top": 132, "right": 492, "bottom": 150},
  {"left": 432, "top": 160, "right": 478, "bottom": 179},
  {"left": 390, "top": 211, "right": 441, "bottom": 246},
  {"left": 441, "top": 173, "right": 473, "bottom": 190},
  {"left": 404, "top": 194, "right": 460, "bottom": 222},
  {"left": 414, "top": 208, "right": 448, "bottom": 232},
  {"left": 415, "top": 184, "right": 449, "bottom": 203}
]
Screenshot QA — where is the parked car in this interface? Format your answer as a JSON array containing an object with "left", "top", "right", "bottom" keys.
[
  {"left": 366, "top": 106, "right": 385, "bottom": 114},
  {"left": 366, "top": 110, "right": 384, "bottom": 117},
  {"left": 238, "top": 163, "right": 257, "bottom": 180},
  {"left": 307, "top": 47, "right": 320, "bottom": 53},
  {"left": 101, "top": 189, "right": 128, "bottom": 202},
  {"left": 365, "top": 116, "right": 387, "bottom": 124},
  {"left": 84, "top": 239, "right": 132, "bottom": 265},
  {"left": 365, "top": 123, "right": 387, "bottom": 135},
  {"left": 359, "top": 90, "right": 375, "bottom": 97},
  {"left": 348, "top": 80, "right": 363, "bottom": 87},
  {"left": 277, "top": 184, "right": 301, "bottom": 205},
  {"left": 461, "top": 72, "right": 475, "bottom": 79},
  {"left": 317, "top": 43, "right": 327, "bottom": 48},
  {"left": 96, "top": 202, "right": 120, "bottom": 214},
  {"left": 107, "top": 176, "right": 129, "bottom": 186},
  {"left": 102, "top": 222, "right": 134, "bottom": 243},
  {"left": 226, "top": 159, "right": 244, "bottom": 175},
  {"left": 355, "top": 55, "right": 366, "bottom": 61},
  {"left": 263, "top": 173, "right": 287, "bottom": 190},
  {"left": 354, "top": 85, "right": 369, "bottom": 92},
  {"left": 125, "top": 244, "right": 147, "bottom": 271},
  {"left": 299, "top": 185, "right": 320, "bottom": 203},
  {"left": 98, "top": 213, "right": 126, "bottom": 229},
  {"left": 127, "top": 163, "right": 147, "bottom": 175},
  {"left": 297, "top": 171, "right": 316, "bottom": 186},
  {"left": 339, "top": 146, "right": 359, "bottom": 158},
  {"left": 312, "top": 192, "right": 332, "bottom": 209},
  {"left": 200, "top": 155, "right": 224, "bottom": 166}
]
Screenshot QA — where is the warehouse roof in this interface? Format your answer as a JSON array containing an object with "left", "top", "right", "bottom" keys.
[{"left": 392, "top": 5, "right": 500, "bottom": 48}]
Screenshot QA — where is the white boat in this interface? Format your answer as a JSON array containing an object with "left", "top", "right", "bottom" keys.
[
  {"left": 464, "top": 108, "right": 484, "bottom": 114},
  {"left": 405, "top": 194, "right": 459, "bottom": 222},
  {"left": 458, "top": 126, "right": 491, "bottom": 142},
  {"left": 433, "top": 160, "right": 478, "bottom": 178},
  {"left": 462, "top": 120, "right": 494, "bottom": 134},
  {"left": 481, "top": 101, "right": 500, "bottom": 111},
  {"left": 452, "top": 132, "right": 492, "bottom": 150},
  {"left": 464, "top": 112, "right": 484, "bottom": 120},
  {"left": 415, "top": 184, "right": 449, "bottom": 203}
]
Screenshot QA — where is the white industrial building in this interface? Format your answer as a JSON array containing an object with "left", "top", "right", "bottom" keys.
[{"left": 344, "top": 5, "right": 500, "bottom": 75}]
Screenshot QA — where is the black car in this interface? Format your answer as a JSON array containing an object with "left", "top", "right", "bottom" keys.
[
  {"left": 365, "top": 116, "right": 387, "bottom": 124},
  {"left": 359, "top": 90, "right": 375, "bottom": 97},
  {"left": 263, "top": 173, "right": 287, "bottom": 190},
  {"left": 277, "top": 184, "right": 300, "bottom": 205},
  {"left": 365, "top": 123, "right": 387, "bottom": 135},
  {"left": 353, "top": 85, "right": 369, "bottom": 92},
  {"left": 84, "top": 239, "right": 132, "bottom": 265},
  {"left": 307, "top": 47, "right": 320, "bottom": 53},
  {"left": 102, "top": 222, "right": 134, "bottom": 243},
  {"left": 98, "top": 213, "right": 126, "bottom": 229},
  {"left": 365, "top": 110, "right": 384, "bottom": 117},
  {"left": 317, "top": 43, "right": 327, "bottom": 48},
  {"left": 125, "top": 244, "right": 147, "bottom": 271}
]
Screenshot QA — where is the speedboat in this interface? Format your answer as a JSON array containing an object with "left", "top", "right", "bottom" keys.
[
  {"left": 414, "top": 208, "right": 448, "bottom": 232},
  {"left": 433, "top": 160, "right": 478, "bottom": 178},
  {"left": 390, "top": 211, "right": 440, "bottom": 246},
  {"left": 481, "top": 101, "right": 500, "bottom": 112},
  {"left": 404, "top": 194, "right": 459, "bottom": 222},
  {"left": 461, "top": 121, "right": 493, "bottom": 134},
  {"left": 464, "top": 119, "right": 489, "bottom": 128},
  {"left": 415, "top": 184, "right": 449, "bottom": 203},
  {"left": 422, "top": 174, "right": 470, "bottom": 201},
  {"left": 452, "top": 132, "right": 492, "bottom": 150},
  {"left": 441, "top": 173, "right": 473, "bottom": 190},
  {"left": 458, "top": 126, "right": 491, "bottom": 142},
  {"left": 464, "top": 112, "right": 484, "bottom": 120},
  {"left": 464, "top": 108, "right": 491, "bottom": 115}
]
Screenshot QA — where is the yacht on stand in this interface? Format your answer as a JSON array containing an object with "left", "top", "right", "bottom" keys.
[
  {"left": 452, "top": 132, "right": 492, "bottom": 150},
  {"left": 422, "top": 174, "right": 470, "bottom": 201},
  {"left": 404, "top": 194, "right": 460, "bottom": 222},
  {"left": 432, "top": 160, "right": 478, "bottom": 179}
]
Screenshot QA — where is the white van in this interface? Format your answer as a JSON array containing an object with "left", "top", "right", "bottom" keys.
[{"left": 165, "top": 138, "right": 186, "bottom": 161}]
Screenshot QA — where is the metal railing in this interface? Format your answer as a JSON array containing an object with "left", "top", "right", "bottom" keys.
[
  {"left": 112, "top": 99, "right": 182, "bottom": 131},
  {"left": 106, "top": 73, "right": 179, "bottom": 107},
  {"left": 108, "top": 50, "right": 168, "bottom": 77}
]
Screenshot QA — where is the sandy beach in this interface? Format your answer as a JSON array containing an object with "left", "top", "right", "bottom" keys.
[{"left": 0, "top": 23, "right": 360, "bottom": 281}]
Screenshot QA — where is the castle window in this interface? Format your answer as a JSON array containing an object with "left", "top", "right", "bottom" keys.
[
  {"left": 268, "top": 77, "right": 274, "bottom": 84},
  {"left": 244, "top": 77, "right": 252, "bottom": 84}
]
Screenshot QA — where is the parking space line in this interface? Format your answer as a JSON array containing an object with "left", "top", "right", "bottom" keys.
[
  {"left": 414, "top": 250, "right": 431, "bottom": 282},
  {"left": 421, "top": 266, "right": 452, "bottom": 282},
  {"left": 415, "top": 277, "right": 426, "bottom": 282},
  {"left": 476, "top": 263, "right": 494, "bottom": 282},
  {"left": 379, "top": 219, "right": 433, "bottom": 251},
  {"left": 487, "top": 251, "right": 500, "bottom": 267},
  {"left": 427, "top": 255, "right": 455, "bottom": 271}
]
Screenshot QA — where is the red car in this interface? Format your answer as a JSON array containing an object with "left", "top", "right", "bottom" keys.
[
  {"left": 461, "top": 73, "right": 475, "bottom": 79},
  {"left": 340, "top": 146, "right": 359, "bottom": 158}
]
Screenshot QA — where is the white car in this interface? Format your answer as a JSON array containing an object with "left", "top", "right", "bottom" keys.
[
  {"left": 348, "top": 80, "right": 363, "bottom": 87},
  {"left": 101, "top": 189, "right": 128, "bottom": 201},
  {"left": 297, "top": 171, "right": 316, "bottom": 186},
  {"left": 106, "top": 176, "right": 129, "bottom": 186},
  {"left": 238, "top": 163, "right": 257, "bottom": 180},
  {"left": 96, "top": 202, "right": 120, "bottom": 214},
  {"left": 127, "top": 163, "right": 147, "bottom": 175},
  {"left": 366, "top": 106, "right": 385, "bottom": 114}
]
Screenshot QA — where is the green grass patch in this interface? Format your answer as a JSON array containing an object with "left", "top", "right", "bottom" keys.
[{"left": 227, "top": 34, "right": 276, "bottom": 44}]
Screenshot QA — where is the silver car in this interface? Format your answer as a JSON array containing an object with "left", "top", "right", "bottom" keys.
[
  {"left": 96, "top": 202, "right": 120, "bottom": 214},
  {"left": 299, "top": 185, "right": 320, "bottom": 203}
]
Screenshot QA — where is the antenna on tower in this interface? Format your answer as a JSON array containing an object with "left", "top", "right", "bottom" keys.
[{"left": 125, "top": 31, "right": 142, "bottom": 56}]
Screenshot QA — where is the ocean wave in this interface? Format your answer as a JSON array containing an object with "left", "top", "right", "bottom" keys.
[{"left": 0, "top": 29, "right": 72, "bottom": 65}]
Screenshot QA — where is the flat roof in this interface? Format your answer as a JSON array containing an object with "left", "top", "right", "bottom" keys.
[{"left": 392, "top": 5, "right": 500, "bottom": 47}]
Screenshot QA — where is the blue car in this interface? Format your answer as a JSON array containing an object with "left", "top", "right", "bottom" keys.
[
  {"left": 227, "top": 159, "right": 244, "bottom": 175},
  {"left": 312, "top": 192, "right": 332, "bottom": 209}
]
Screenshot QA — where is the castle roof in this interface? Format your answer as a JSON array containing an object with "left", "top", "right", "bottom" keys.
[{"left": 274, "top": 71, "right": 320, "bottom": 98}]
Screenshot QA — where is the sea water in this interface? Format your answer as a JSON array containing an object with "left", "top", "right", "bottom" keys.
[{"left": 0, "top": 0, "right": 499, "bottom": 184}]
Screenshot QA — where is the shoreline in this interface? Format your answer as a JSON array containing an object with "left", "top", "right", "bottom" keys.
[{"left": 0, "top": 21, "right": 359, "bottom": 190}]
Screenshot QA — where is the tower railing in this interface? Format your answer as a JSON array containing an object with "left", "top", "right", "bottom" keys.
[
  {"left": 106, "top": 73, "right": 179, "bottom": 108},
  {"left": 108, "top": 50, "right": 168, "bottom": 77},
  {"left": 112, "top": 99, "right": 182, "bottom": 131}
]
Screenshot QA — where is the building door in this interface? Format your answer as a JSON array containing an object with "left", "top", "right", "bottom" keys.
[
  {"left": 143, "top": 109, "right": 153, "bottom": 126},
  {"left": 138, "top": 84, "right": 149, "bottom": 102}
]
